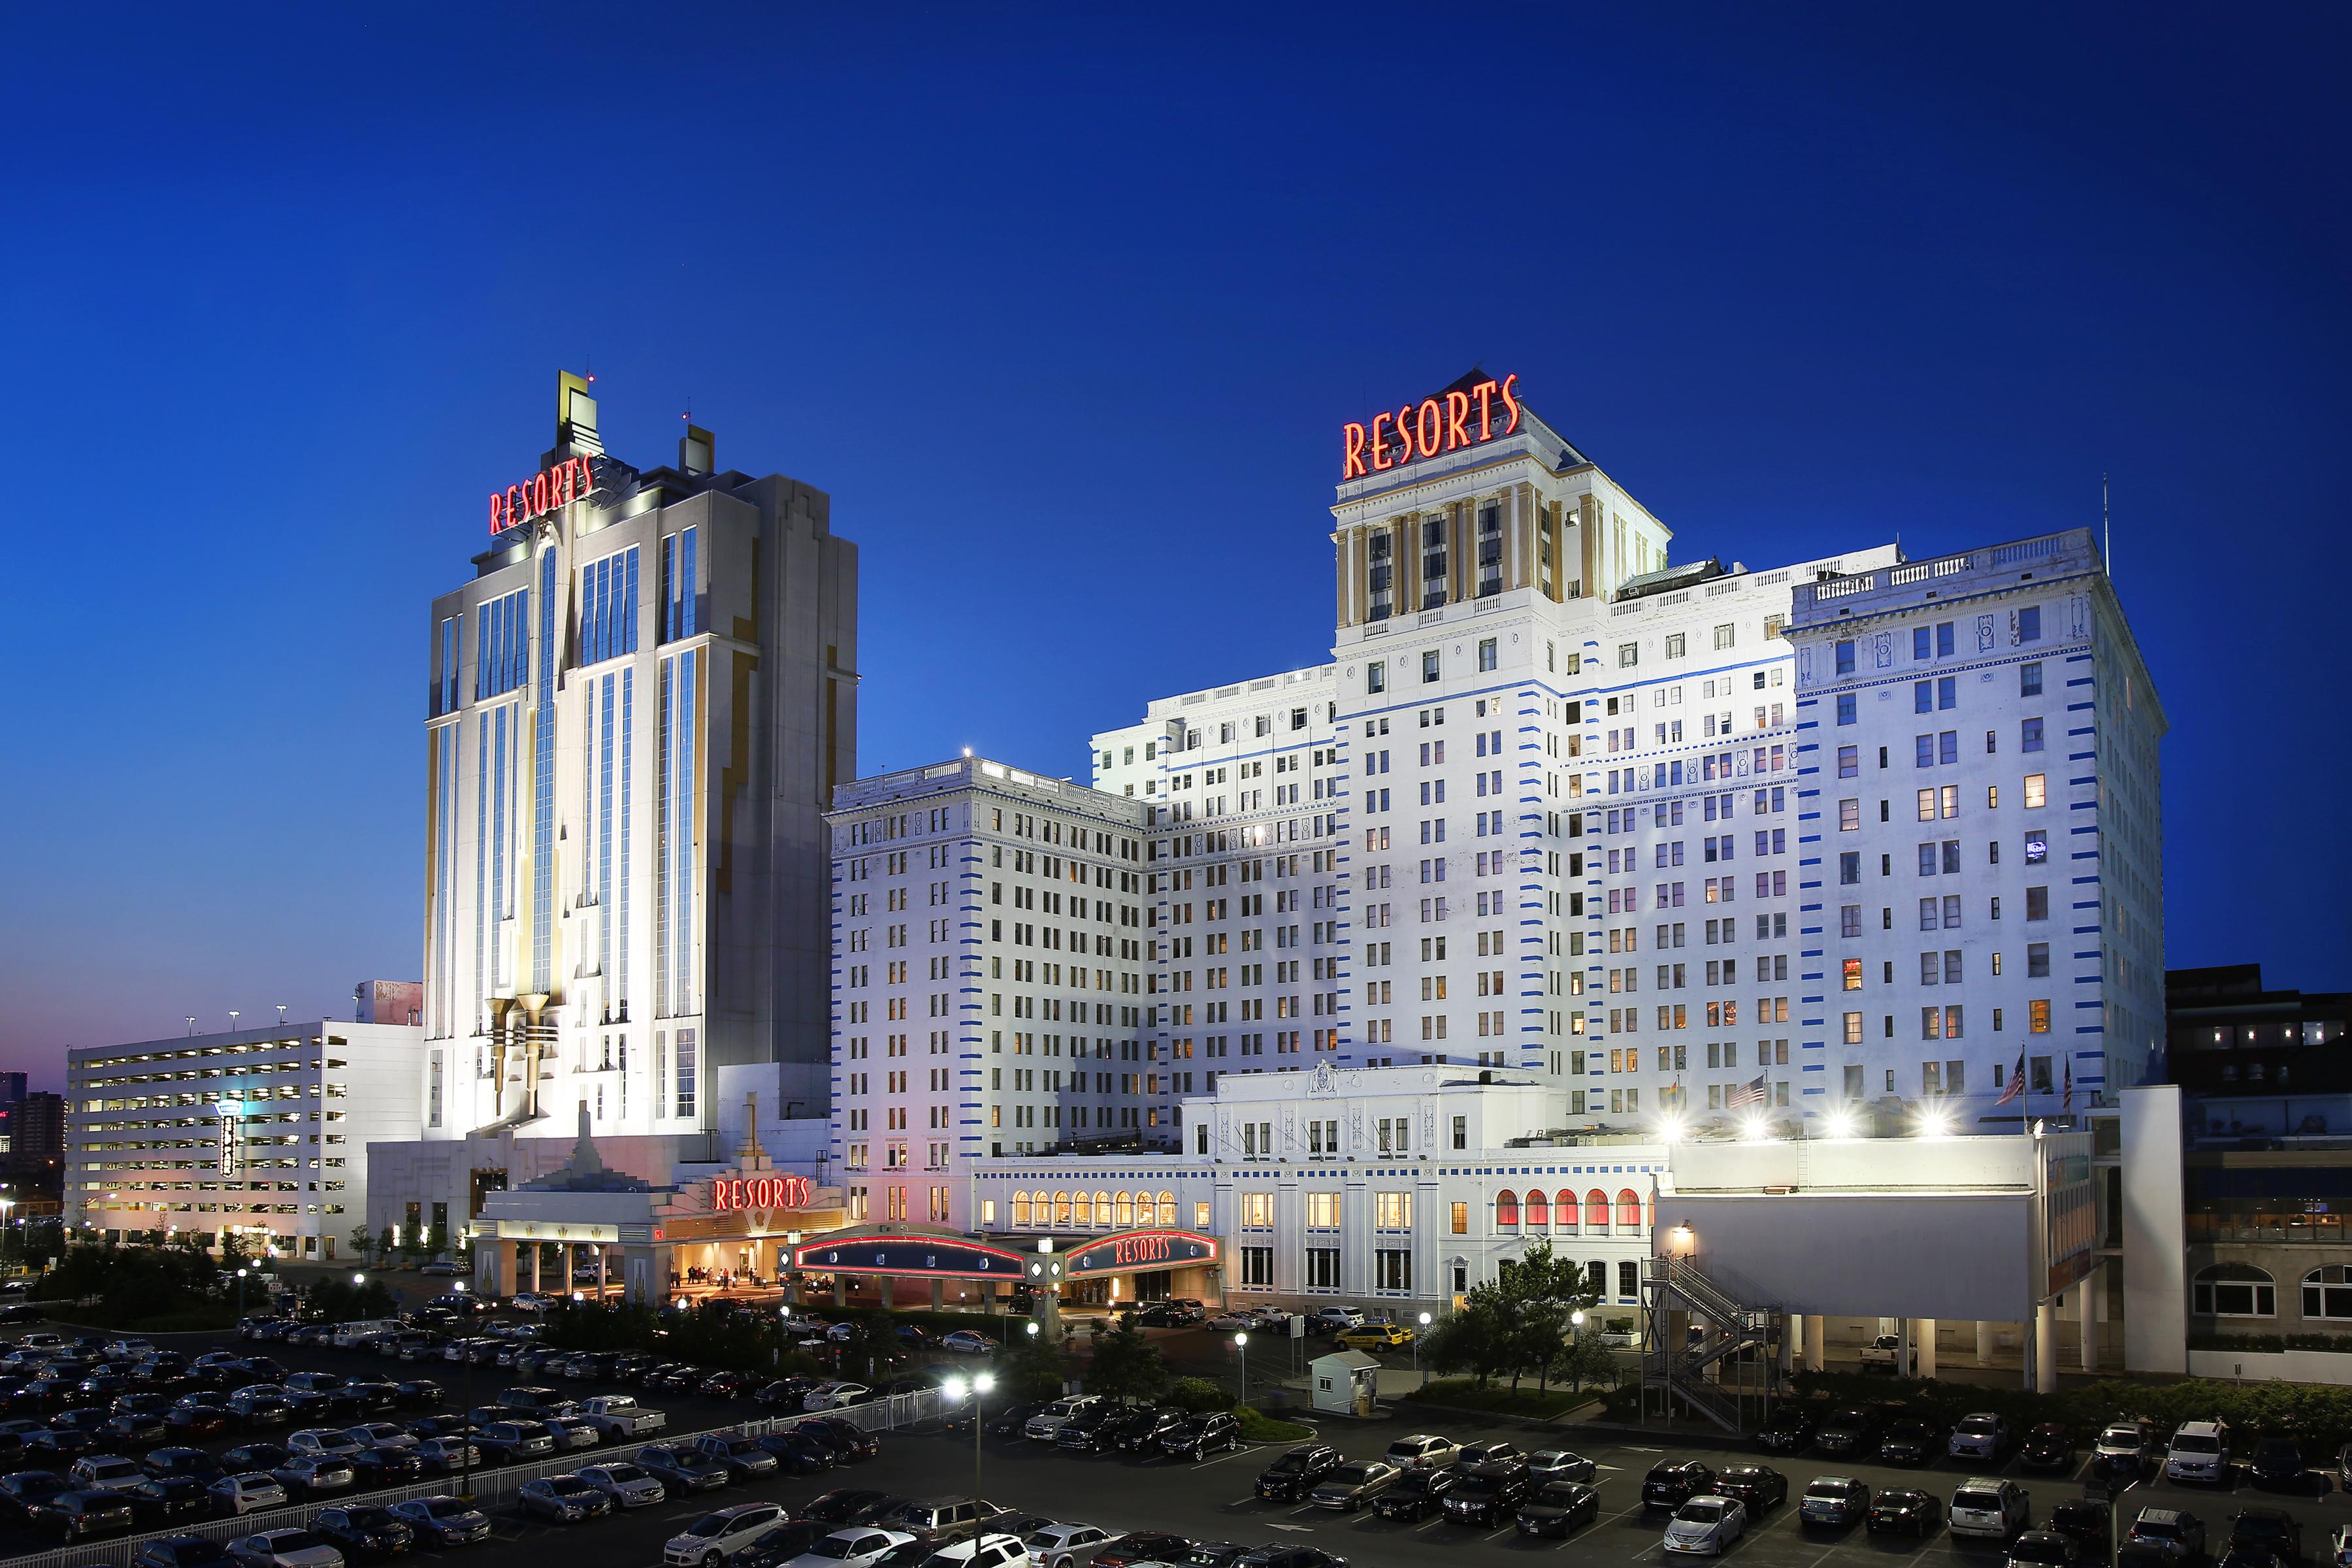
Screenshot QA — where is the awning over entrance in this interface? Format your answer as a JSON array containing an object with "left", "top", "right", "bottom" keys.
[{"left": 792, "top": 1224, "right": 1217, "bottom": 1282}]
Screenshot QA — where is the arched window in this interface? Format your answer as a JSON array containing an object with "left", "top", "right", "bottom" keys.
[
  {"left": 1555, "top": 1190, "right": 1577, "bottom": 1233},
  {"left": 1526, "top": 1190, "right": 1550, "bottom": 1227},
  {"left": 1115, "top": 1191, "right": 1134, "bottom": 1227},
  {"left": 2194, "top": 1263, "right": 2276, "bottom": 1318},
  {"left": 1011, "top": 1191, "right": 1031, "bottom": 1228},
  {"left": 1068, "top": 1192, "right": 1089, "bottom": 1226},
  {"left": 2304, "top": 1266, "right": 2352, "bottom": 1320},
  {"left": 1617, "top": 1189, "right": 1644, "bottom": 1230},
  {"left": 1157, "top": 1191, "right": 1176, "bottom": 1226},
  {"left": 1586, "top": 1189, "right": 1610, "bottom": 1232},
  {"left": 1092, "top": 1192, "right": 1111, "bottom": 1228},
  {"left": 1053, "top": 1190, "right": 1072, "bottom": 1228},
  {"left": 1495, "top": 1190, "right": 1520, "bottom": 1228}
]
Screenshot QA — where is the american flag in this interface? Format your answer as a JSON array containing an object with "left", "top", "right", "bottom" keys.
[
  {"left": 2063, "top": 1060, "right": 2074, "bottom": 1115},
  {"left": 1996, "top": 1048, "right": 2027, "bottom": 1106},
  {"left": 1728, "top": 1073, "right": 1769, "bottom": 1111}
]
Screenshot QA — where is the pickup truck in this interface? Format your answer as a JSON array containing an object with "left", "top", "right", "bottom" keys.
[
  {"left": 1859, "top": 1335, "right": 1912, "bottom": 1375},
  {"left": 578, "top": 1396, "right": 667, "bottom": 1437}
]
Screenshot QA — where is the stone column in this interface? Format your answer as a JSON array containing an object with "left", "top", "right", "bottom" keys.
[
  {"left": 1917, "top": 1318, "right": 1938, "bottom": 1380},
  {"left": 2078, "top": 1276, "right": 2099, "bottom": 1374},
  {"left": 596, "top": 1249, "right": 608, "bottom": 1297},
  {"left": 1976, "top": 1320, "right": 1995, "bottom": 1366},
  {"left": 930, "top": 1279, "right": 945, "bottom": 1311},
  {"left": 1804, "top": 1314, "right": 1825, "bottom": 1373},
  {"left": 831, "top": 1275, "right": 845, "bottom": 1307},
  {"left": 488, "top": 1239, "right": 519, "bottom": 1300},
  {"left": 2034, "top": 1299, "right": 2058, "bottom": 1393},
  {"left": 527, "top": 1243, "right": 541, "bottom": 1294},
  {"left": 879, "top": 1276, "right": 894, "bottom": 1310},
  {"left": 1897, "top": 1318, "right": 1912, "bottom": 1379}
]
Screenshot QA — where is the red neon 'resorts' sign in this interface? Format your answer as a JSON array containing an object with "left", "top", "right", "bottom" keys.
[
  {"left": 1341, "top": 372, "right": 1520, "bottom": 480},
  {"left": 710, "top": 1175, "right": 813, "bottom": 1213},
  {"left": 489, "top": 455, "right": 597, "bottom": 534}
]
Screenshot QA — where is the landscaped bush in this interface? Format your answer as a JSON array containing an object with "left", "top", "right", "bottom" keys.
[
  {"left": 1403, "top": 1376, "right": 1593, "bottom": 1418},
  {"left": 1234, "top": 1405, "right": 1313, "bottom": 1441},
  {"left": 1167, "top": 1377, "right": 1232, "bottom": 1413}
]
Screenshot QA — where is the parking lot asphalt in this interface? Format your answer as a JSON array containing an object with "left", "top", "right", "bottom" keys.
[{"left": 9, "top": 1324, "right": 2349, "bottom": 1568}]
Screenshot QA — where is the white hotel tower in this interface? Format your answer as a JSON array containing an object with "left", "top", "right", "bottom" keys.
[
  {"left": 419, "top": 375, "right": 857, "bottom": 1147},
  {"left": 1078, "top": 368, "right": 2156, "bottom": 1137}
]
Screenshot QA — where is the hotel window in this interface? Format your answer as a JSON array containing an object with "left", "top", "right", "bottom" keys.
[
  {"left": 2192, "top": 1264, "right": 2273, "bottom": 1317},
  {"left": 661, "top": 526, "right": 700, "bottom": 642},
  {"left": 2023, "top": 773, "right": 2048, "bottom": 808},
  {"left": 980, "top": 1200, "right": 996, "bottom": 1226},
  {"left": 2029, "top": 999, "right": 2052, "bottom": 1034},
  {"left": 2018, "top": 606, "right": 2042, "bottom": 642},
  {"left": 1842, "top": 958, "right": 1862, "bottom": 991},
  {"left": 1476, "top": 503, "right": 1501, "bottom": 596},
  {"left": 1366, "top": 531, "right": 1393, "bottom": 621},
  {"left": 1305, "top": 1249, "right": 1340, "bottom": 1288},
  {"left": 1836, "top": 694, "right": 1856, "bottom": 726},
  {"left": 1239, "top": 1247, "right": 1272, "bottom": 1287},
  {"left": 1194, "top": 1201, "right": 1211, "bottom": 1229},
  {"left": 2020, "top": 661, "right": 2043, "bottom": 696},
  {"left": 1373, "top": 1192, "right": 1411, "bottom": 1228},
  {"left": 1843, "top": 1012, "right": 1864, "bottom": 1045},
  {"left": 2021, "top": 717, "right": 2045, "bottom": 753},
  {"left": 1665, "top": 633, "right": 1687, "bottom": 659},
  {"left": 1450, "top": 1201, "right": 1468, "bottom": 1235},
  {"left": 1240, "top": 1191, "right": 1273, "bottom": 1227},
  {"left": 1618, "top": 643, "right": 1639, "bottom": 668},
  {"left": 1422, "top": 651, "right": 1441, "bottom": 683},
  {"left": 1367, "top": 661, "right": 1385, "bottom": 694},
  {"left": 1713, "top": 624, "right": 1735, "bottom": 650},
  {"left": 1374, "top": 1250, "right": 1413, "bottom": 1291},
  {"left": 674, "top": 1029, "right": 696, "bottom": 1120},
  {"left": 1305, "top": 1191, "right": 1340, "bottom": 1227},
  {"left": 1477, "top": 636, "right": 1497, "bottom": 672}
]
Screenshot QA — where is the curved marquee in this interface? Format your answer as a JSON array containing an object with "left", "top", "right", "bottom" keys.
[
  {"left": 1065, "top": 1230, "right": 1218, "bottom": 1279},
  {"left": 792, "top": 1235, "right": 1030, "bottom": 1277}
]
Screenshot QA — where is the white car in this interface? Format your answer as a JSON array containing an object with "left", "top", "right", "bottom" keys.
[
  {"left": 578, "top": 1461, "right": 666, "bottom": 1508},
  {"left": 1949, "top": 1413, "right": 2010, "bottom": 1462},
  {"left": 923, "top": 1535, "right": 1028, "bottom": 1568},
  {"left": 212, "top": 1473, "right": 291, "bottom": 1514},
  {"left": 2164, "top": 1422, "right": 2230, "bottom": 1484},
  {"left": 272, "top": 1454, "right": 356, "bottom": 1495},
  {"left": 229, "top": 1528, "right": 346, "bottom": 1568},
  {"left": 1949, "top": 1478, "right": 2030, "bottom": 1539},
  {"left": 1313, "top": 1307, "right": 1365, "bottom": 1331},
  {"left": 1529, "top": 1449, "right": 1600, "bottom": 1483},
  {"left": 1207, "top": 1311, "right": 1254, "bottom": 1330},
  {"left": 346, "top": 1422, "right": 417, "bottom": 1450},
  {"left": 103, "top": 1339, "right": 158, "bottom": 1364},
  {"left": 1663, "top": 1495, "right": 1748, "bottom": 1555},
  {"left": 941, "top": 1331, "right": 994, "bottom": 1356},
  {"left": 1023, "top": 1395, "right": 1103, "bottom": 1441},
  {"left": 1023, "top": 1524, "right": 1124, "bottom": 1568},
  {"left": 580, "top": 1395, "right": 668, "bottom": 1436},
  {"left": 545, "top": 1415, "right": 602, "bottom": 1450},
  {"left": 510, "top": 1292, "right": 562, "bottom": 1312},
  {"left": 664, "top": 1502, "right": 789, "bottom": 1568},
  {"left": 780, "top": 1527, "right": 919, "bottom": 1568},
  {"left": 802, "top": 1382, "right": 872, "bottom": 1411},
  {"left": 67, "top": 1456, "right": 146, "bottom": 1492},
  {"left": 288, "top": 1428, "right": 365, "bottom": 1458}
]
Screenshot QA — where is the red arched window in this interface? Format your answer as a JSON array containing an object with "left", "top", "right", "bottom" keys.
[
  {"left": 1617, "top": 1188, "right": 1644, "bottom": 1229},
  {"left": 1555, "top": 1189, "right": 1577, "bottom": 1233},
  {"left": 1585, "top": 1189, "right": 1610, "bottom": 1232},
  {"left": 1495, "top": 1190, "right": 1520, "bottom": 1228},
  {"left": 1526, "top": 1190, "right": 1550, "bottom": 1226}
]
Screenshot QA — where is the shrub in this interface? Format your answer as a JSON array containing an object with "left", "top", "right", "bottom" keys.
[
  {"left": 1167, "top": 1377, "right": 1232, "bottom": 1413},
  {"left": 1234, "top": 1405, "right": 1313, "bottom": 1441}
]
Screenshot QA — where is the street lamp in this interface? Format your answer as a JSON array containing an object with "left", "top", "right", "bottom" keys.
[
  {"left": 943, "top": 1371, "right": 996, "bottom": 1504},
  {"left": 1234, "top": 1330, "right": 1249, "bottom": 1407},
  {"left": 237, "top": 1267, "right": 250, "bottom": 1318},
  {"left": 1414, "top": 1311, "right": 1432, "bottom": 1383}
]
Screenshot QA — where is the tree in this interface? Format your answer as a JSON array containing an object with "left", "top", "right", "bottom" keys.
[
  {"left": 350, "top": 1224, "right": 377, "bottom": 1265},
  {"left": 1549, "top": 1328, "right": 1622, "bottom": 1393},
  {"left": 1422, "top": 1286, "right": 1514, "bottom": 1389},
  {"left": 376, "top": 1227, "right": 396, "bottom": 1266},
  {"left": 399, "top": 1227, "right": 431, "bottom": 1267},
  {"left": 1085, "top": 1316, "right": 1168, "bottom": 1405},
  {"left": 998, "top": 1328, "right": 1068, "bottom": 1402}
]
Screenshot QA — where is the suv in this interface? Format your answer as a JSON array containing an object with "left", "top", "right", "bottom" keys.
[
  {"left": 1443, "top": 1463, "right": 1532, "bottom": 1526},
  {"left": 1160, "top": 1413, "right": 1239, "bottom": 1461},
  {"left": 2167, "top": 1423, "right": 2232, "bottom": 1485},
  {"left": 1312, "top": 1307, "right": 1365, "bottom": 1334},
  {"left": 2248, "top": 1437, "right": 2307, "bottom": 1491},
  {"left": 689, "top": 1433, "right": 779, "bottom": 1481},
  {"left": 1256, "top": 1445, "right": 1343, "bottom": 1503},
  {"left": 1022, "top": 1397, "right": 1101, "bottom": 1443},
  {"left": 1384, "top": 1435, "right": 1462, "bottom": 1470},
  {"left": 1053, "top": 1405, "right": 1122, "bottom": 1455},
  {"left": 1642, "top": 1461, "right": 1716, "bottom": 1511},
  {"left": 1950, "top": 1479, "right": 2031, "bottom": 1541},
  {"left": 2125, "top": 1509, "right": 2206, "bottom": 1561},
  {"left": 887, "top": 1497, "right": 1006, "bottom": 1545},
  {"left": 664, "top": 1502, "right": 788, "bottom": 1568},
  {"left": 2229, "top": 1508, "right": 2303, "bottom": 1563},
  {"left": 1950, "top": 1414, "right": 2012, "bottom": 1463}
]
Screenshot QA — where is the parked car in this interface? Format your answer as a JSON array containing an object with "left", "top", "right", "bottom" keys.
[
  {"left": 577, "top": 1460, "right": 666, "bottom": 1508},
  {"left": 348, "top": 1446, "right": 426, "bottom": 1487},
  {"left": 518, "top": 1473, "right": 613, "bottom": 1522},
  {"left": 1868, "top": 1488, "right": 1942, "bottom": 1537},
  {"left": 412, "top": 1436, "right": 478, "bottom": 1473},
  {"left": 1443, "top": 1463, "right": 1532, "bottom": 1526},
  {"left": 2021, "top": 1424, "right": 2078, "bottom": 1475},
  {"left": 796, "top": 1417, "right": 880, "bottom": 1462},
  {"left": 779, "top": 1528, "right": 917, "bottom": 1568},
  {"left": 69, "top": 1454, "right": 148, "bottom": 1493},
  {"left": 580, "top": 1394, "right": 667, "bottom": 1436},
  {"left": 1256, "top": 1445, "right": 1344, "bottom": 1503},
  {"left": 386, "top": 1495, "right": 492, "bottom": 1548},
  {"left": 1092, "top": 1533, "right": 1192, "bottom": 1568},
  {"left": 135, "top": 1535, "right": 237, "bottom": 1568},
  {"left": 476, "top": 1420, "right": 557, "bottom": 1463},
  {"left": 1373, "top": 1466, "right": 1460, "bottom": 1521},
  {"left": 2230, "top": 1507, "right": 2304, "bottom": 1563},
  {"left": 666, "top": 1503, "right": 792, "bottom": 1568},
  {"left": 1713, "top": 1465, "right": 1788, "bottom": 1511},
  {"left": 1021, "top": 1523, "right": 1125, "bottom": 1568},
  {"left": 1950, "top": 1479, "right": 2032, "bottom": 1541},
  {"left": 1527, "top": 1449, "right": 1597, "bottom": 1484},
  {"left": 1799, "top": 1477, "right": 1870, "bottom": 1528},
  {"left": 1312, "top": 1307, "right": 1365, "bottom": 1333},
  {"left": 226, "top": 1528, "right": 344, "bottom": 1568},
  {"left": 806, "top": 1382, "right": 874, "bottom": 1412},
  {"left": 272, "top": 1454, "right": 357, "bottom": 1496},
  {"left": 1108, "top": 1408, "right": 1186, "bottom": 1454},
  {"left": 142, "top": 1446, "right": 224, "bottom": 1482},
  {"left": 1023, "top": 1396, "right": 1102, "bottom": 1441},
  {"left": 885, "top": 1497, "right": 1012, "bottom": 1545},
  {"left": 1814, "top": 1408, "right": 1876, "bottom": 1456},
  {"left": 1951, "top": 1413, "right": 2013, "bottom": 1463},
  {"left": 939, "top": 1331, "right": 994, "bottom": 1356},
  {"left": 1384, "top": 1434, "right": 1463, "bottom": 1471},
  {"left": 1310, "top": 1462, "right": 1398, "bottom": 1511},
  {"left": 2166, "top": 1423, "right": 2233, "bottom": 1485},
  {"left": 2008, "top": 1529, "right": 2081, "bottom": 1568},
  {"left": 1664, "top": 1495, "right": 1748, "bottom": 1555},
  {"left": 1757, "top": 1407, "right": 1815, "bottom": 1454},
  {"left": 31, "top": 1487, "right": 137, "bottom": 1543},
  {"left": 125, "top": 1475, "right": 213, "bottom": 1527},
  {"left": 1880, "top": 1420, "right": 1935, "bottom": 1466},
  {"left": 1335, "top": 1324, "right": 1413, "bottom": 1351},
  {"left": 2046, "top": 1502, "right": 2111, "bottom": 1557},
  {"left": 753, "top": 1429, "right": 836, "bottom": 1475},
  {"left": 211, "top": 1473, "right": 291, "bottom": 1515},
  {"left": 312, "top": 1505, "right": 414, "bottom": 1561},
  {"left": 1053, "top": 1405, "right": 1123, "bottom": 1455},
  {"left": 1160, "top": 1413, "right": 1241, "bottom": 1461},
  {"left": 802, "top": 1490, "right": 896, "bottom": 1526},
  {"left": 1515, "top": 1480, "right": 1600, "bottom": 1538},
  {"left": 635, "top": 1441, "right": 730, "bottom": 1494},
  {"left": 1644, "top": 1461, "right": 1718, "bottom": 1511},
  {"left": 693, "top": 1432, "right": 780, "bottom": 1481},
  {"left": 2249, "top": 1439, "right": 2309, "bottom": 1492}
]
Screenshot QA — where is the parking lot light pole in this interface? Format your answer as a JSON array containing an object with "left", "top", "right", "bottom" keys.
[
  {"left": 1414, "top": 1312, "right": 1431, "bottom": 1384},
  {"left": 1235, "top": 1331, "right": 1249, "bottom": 1407}
]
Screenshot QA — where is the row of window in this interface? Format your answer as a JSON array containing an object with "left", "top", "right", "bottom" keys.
[{"left": 2194, "top": 1264, "right": 2352, "bottom": 1321}]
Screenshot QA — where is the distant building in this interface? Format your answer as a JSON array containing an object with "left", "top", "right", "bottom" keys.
[
  {"left": 354, "top": 981, "right": 423, "bottom": 1027},
  {"left": 2, "top": 1092, "right": 64, "bottom": 1173},
  {"left": 0, "top": 1073, "right": 25, "bottom": 1107}
]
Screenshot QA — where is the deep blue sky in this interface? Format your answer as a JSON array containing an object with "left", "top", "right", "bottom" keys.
[{"left": 3, "top": 5, "right": 2345, "bottom": 1083}]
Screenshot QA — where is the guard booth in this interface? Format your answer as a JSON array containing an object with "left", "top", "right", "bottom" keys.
[{"left": 1311, "top": 1348, "right": 1382, "bottom": 1418}]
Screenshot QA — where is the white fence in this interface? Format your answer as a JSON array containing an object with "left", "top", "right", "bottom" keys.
[{"left": 17, "top": 1388, "right": 950, "bottom": 1568}]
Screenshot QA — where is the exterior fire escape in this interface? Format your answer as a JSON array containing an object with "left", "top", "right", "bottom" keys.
[{"left": 1639, "top": 1253, "right": 1787, "bottom": 1431}]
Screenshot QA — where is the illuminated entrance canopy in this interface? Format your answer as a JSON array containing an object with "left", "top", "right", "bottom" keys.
[
  {"left": 1341, "top": 372, "right": 1520, "bottom": 480},
  {"left": 791, "top": 1227, "right": 1218, "bottom": 1281}
]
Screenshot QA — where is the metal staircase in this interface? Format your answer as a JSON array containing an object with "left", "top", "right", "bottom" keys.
[{"left": 1639, "top": 1254, "right": 1786, "bottom": 1432}]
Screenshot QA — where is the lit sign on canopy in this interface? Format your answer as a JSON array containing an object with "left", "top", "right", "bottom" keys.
[
  {"left": 792, "top": 1236, "right": 1030, "bottom": 1277},
  {"left": 489, "top": 455, "right": 602, "bottom": 534},
  {"left": 1064, "top": 1230, "right": 1217, "bottom": 1278},
  {"left": 1341, "top": 372, "right": 1520, "bottom": 480},
  {"left": 710, "top": 1175, "right": 814, "bottom": 1213}
]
